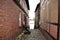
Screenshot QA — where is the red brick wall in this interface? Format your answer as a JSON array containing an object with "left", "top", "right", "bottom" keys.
[
  {"left": 0, "top": 0, "right": 23, "bottom": 40},
  {"left": 40, "top": 22, "right": 58, "bottom": 40},
  {"left": 50, "top": 24, "right": 58, "bottom": 39}
]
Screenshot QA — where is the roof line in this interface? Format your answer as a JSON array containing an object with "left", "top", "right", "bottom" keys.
[
  {"left": 25, "top": 0, "right": 30, "bottom": 10},
  {"left": 13, "top": 0, "right": 29, "bottom": 18},
  {"left": 35, "top": 3, "right": 40, "bottom": 12}
]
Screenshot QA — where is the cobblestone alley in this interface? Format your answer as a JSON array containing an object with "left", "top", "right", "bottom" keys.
[{"left": 21, "top": 29, "right": 46, "bottom": 40}]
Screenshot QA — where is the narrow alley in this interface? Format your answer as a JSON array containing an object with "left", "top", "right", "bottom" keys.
[
  {"left": 21, "top": 29, "right": 46, "bottom": 40},
  {"left": 0, "top": 0, "right": 60, "bottom": 40}
]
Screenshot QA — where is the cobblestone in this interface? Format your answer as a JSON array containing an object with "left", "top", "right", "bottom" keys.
[{"left": 21, "top": 29, "right": 46, "bottom": 40}]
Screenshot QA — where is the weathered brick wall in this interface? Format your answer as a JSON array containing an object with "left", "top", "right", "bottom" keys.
[{"left": 0, "top": 0, "right": 23, "bottom": 40}]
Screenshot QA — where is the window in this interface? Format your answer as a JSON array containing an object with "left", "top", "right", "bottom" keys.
[{"left": 19, "top": 13, "right": 21, "bottom": 27}]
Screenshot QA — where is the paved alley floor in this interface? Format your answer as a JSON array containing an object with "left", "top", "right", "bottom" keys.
[{"left": 21, "top": 29, "right": 46, "bottom": 40}]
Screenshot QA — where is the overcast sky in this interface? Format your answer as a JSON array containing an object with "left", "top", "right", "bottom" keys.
[
  {"left": 29, "top": 0, "right": 40, "bottom": 29},
  {"left": 29, "top": 0, "right": 40, "bottom": 19}
]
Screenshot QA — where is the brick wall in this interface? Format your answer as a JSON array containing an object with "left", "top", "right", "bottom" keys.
[{"left": 0, "top": 0, "right": 23, "bottom": 40}]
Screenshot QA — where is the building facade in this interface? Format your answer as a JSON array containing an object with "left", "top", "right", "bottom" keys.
[
  {"left": 35, "top": 3, "right": 40, "bottom": 29},
  {"left": 0, "top": 0, "right": 29, "bottom": 40},
  {"left": 39, "top": 0, "right": 58, "bottom": 40}
]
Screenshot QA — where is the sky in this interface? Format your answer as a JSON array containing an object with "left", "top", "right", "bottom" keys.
[
  {"left": 29, "top": 0, "right": 40, "bottom": 19},
  {"left": 29, "top": 0, "right": 40, "bottom": 29}
]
